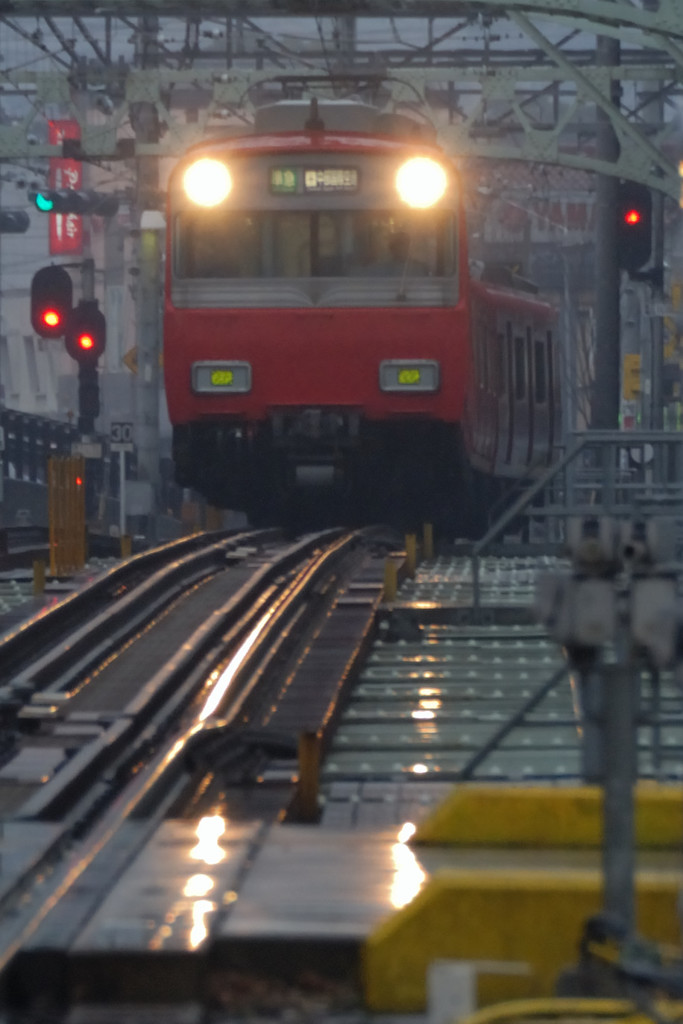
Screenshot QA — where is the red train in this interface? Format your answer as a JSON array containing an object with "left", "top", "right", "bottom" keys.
[{"left": 164, "top": 100, "right": 560, "bottom": 533}]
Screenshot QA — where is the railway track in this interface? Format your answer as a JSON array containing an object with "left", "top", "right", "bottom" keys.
[
  {"left": 1, "top": 538, "right": 682, "bottom": 1019},
  {"left": 0, "top": 526, "right": 387, "bottom": 1000}
]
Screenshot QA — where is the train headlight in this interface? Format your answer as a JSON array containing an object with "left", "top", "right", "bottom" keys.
[
  {"left": 183, "top": 158, "right": 232, "bottom": 207},
  {"left": 395, "top": 157, "right": 448, "bottom": 208}
]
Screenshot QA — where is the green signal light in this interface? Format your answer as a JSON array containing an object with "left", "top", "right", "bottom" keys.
[{"left": 34, "top": 192, "right": 55, "bottom": 212}]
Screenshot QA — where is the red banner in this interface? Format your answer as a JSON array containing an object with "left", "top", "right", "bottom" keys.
[{"left": 48, "top": 120, "right": 82, "bottom": 255}]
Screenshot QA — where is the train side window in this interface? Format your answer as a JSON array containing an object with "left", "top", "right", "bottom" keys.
[
  {"left": 474, "top": 319, "right": 488, "bottom": 390},
  {"left": 494, "top": 332, "right": 504, "bottom": 394},
  {"left": 504, "top": 323, "right": 513, "bottom": 396},
  {"left": 514, "top": 335, "right": 526, "bottom": 400},
  {"left": 481, "top": 323, "right": 489, "bottom": 391},
  {"left": 547, "top": 329, "right": 555, "bottom": 402},
  {"left": 534, "top": 339, "right": 547, "bottom": 403}
]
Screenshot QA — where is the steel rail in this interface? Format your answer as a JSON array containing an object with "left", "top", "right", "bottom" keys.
[
  {"left": 0, "top": 527, "right": 279, "bottom": 687},
  {"left": 12, "top": 528, "right": 348, "bottom": 821},
  {"left": 0, "top": 528, "right": 362, "bottom": 986}
]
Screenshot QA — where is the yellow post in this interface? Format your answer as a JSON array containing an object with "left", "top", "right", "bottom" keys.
[
  {"left": 75, "top": 456, "right": 86, "bottom": 568},
  {"left": 383, "top": 558, "right": 398, "bottom": 602},
  {"left": 405, "top": 533, "right": 417, "bottom": 578},
  {"left": 120, "top": 534, "right": 132, "bottom": 559},
  {"left": 47, "top": 456, "right": 86, "bottom": 575},
  {"left": 422, "top": 523, "right": 434, "bottom": 562},
  {"left": 181, "top": 501, "right": 199, "bottom": 534},
  {"left": 66, "top": 458, "right": 74, "bottom": 572},
  {"left": 33, "top": 559, "right": 45, "bottom": 595},
  {"left": 48, "top": 457, "right": 57, "bottom": 576},
  {"left": 206, "top": 505, "right": 223, "bottom": 531},
  {"left": 297, "top": 731, "right": 320, "bottom": 823}
]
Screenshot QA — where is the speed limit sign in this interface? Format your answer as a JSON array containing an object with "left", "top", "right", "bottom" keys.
[{"left": 111, "top": 421, "right": 134, "bottom": 451}]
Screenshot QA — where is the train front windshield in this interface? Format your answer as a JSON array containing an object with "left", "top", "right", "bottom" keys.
[{"left": 175, "top": 209, "right": 454, "bottom": 280}]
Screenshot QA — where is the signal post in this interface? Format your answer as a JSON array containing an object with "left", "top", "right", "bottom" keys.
[
  {"left": 30, "top": 240, "right": 108, "bottom": 533},
  {"left": 30, "top": 260, "right": 106, "bottom": 436}
]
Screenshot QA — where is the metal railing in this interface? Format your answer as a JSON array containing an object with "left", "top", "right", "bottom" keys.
[{"left": 472, "top": 430, "right": 683, "bottom": 611}]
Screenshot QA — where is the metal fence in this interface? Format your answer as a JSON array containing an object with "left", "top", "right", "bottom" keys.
[
  {"left": 1, "top": 409, "right": 187, "bottom": 536},
  {"left": 472, "top": 430, "right": 683, "bottom": 610}
]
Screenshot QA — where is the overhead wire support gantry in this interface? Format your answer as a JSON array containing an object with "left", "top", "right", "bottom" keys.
[
  {"left": 0, "top": 2, "right": 678, "bottom": 200},
  {"left": 0, "top": 1, "right": 677, "bottom": 33}
]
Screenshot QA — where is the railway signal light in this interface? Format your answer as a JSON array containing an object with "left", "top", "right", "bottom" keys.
[
  {"left": 0, "top": 210, "right": 29, "bottom": 233},
  {"left": 617, "top": 180, "right": 652, "bottom": 274},
  {"left": 30, "top": 264, "right": 73, "bottom": 338},
  {"left": 65, "top": 299, "right": 106, "bottom": 362},
  {"left": 29, "top": 188, "right": 119, "bottom": 217}
]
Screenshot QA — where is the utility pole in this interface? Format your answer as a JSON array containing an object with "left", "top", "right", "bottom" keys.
[
  {"left": 650, "top": 190, "right": 665, "bottom": 429},
  {"left": 592, "top": 24, "right": 621, "bottom": 430},
  {"left": 133, "top": 15, "right": 162, "bottom": 530},
  {"left": 104, "top": 212, "right": 125, "bottom": 375},
  {"left": 78, "top": 257, "right": 96, "bottom": 438},
  {"left": 643, "top": 0, "right": 665, "bottom": 431}
]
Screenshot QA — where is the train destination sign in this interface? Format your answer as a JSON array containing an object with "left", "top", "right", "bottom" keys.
[{"left": 270, "top": 167, "right": 358, "bottom": 194}]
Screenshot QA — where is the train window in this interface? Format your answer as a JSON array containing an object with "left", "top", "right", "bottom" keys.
[
  {"left": 175, "top": 208, "right": 455, "bottom": 279},
  {"left": 350, "top": 211, "right": 452, "bottom": 277},
  {"left": 494, "top": 332, "right": 504, "bottom": 394},
  {"left": 479, "top": 322, "right": 489, "bottom": 391},
  {"left": 176, "top": 210, "right": 260, "bottom": 277},
  {"left": 514, "top": 335, "right": 526, "bottom": 400},
  {"left": 273, "top": 213, "right": 312, "bottom": 276},
  {"left": 504, "top": 324, "right": 513, "bottom": 396},
  {"left": 547, "top": 329, "right": 555, "bottom": 404},
  {"left": 534, "top": 339, "right": 547, "bottom": 403}
]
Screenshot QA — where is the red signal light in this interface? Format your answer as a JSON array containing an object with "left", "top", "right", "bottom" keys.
[
  {"left": 75, "top": 475, "right": 83, "bottom": 487},
  {"left": 42, "top": 308, "right": 61, "bottom": 328},
  {"left": 617, "top": 180, "right": 652, "bottom": 273},
  {"left": 65, "top": 300, "right": 106, "bottom": 362}
]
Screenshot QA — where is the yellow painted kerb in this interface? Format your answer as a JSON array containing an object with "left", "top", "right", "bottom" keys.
[
  {"left": 363, "top": 868, "right": 682, "bottom": 1012},
  {"left": 413, "top": 784, "right": 683, "bottom": 848}
]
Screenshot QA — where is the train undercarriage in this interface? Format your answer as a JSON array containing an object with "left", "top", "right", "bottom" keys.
[{"left": 172, "top": 412, "right": 480, "bottom": 534}]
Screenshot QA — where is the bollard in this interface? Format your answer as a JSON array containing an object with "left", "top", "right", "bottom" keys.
[
  {"left": 206, "top": 505, "right": 223, "bottom": 531},
  {"left": 297, "top": 731, "right": 320, "bottom": 823},
  {"left": 405, "top": 533, "right": 417, "bottom": 578},
  {"left": 384, "top": 558, "right": 398, "bottom": 602},
  {"left": 48, "top": 455, "right": 86, "bottom": 574},
  {"left": 423, "top": 522, "right": 434, "bottom": 562},
  {"left": 33, "top": 559, "right": 46, "bottom": 596},
  {"left": 120, "top": 534, "right": 132, "bottom": 559}
]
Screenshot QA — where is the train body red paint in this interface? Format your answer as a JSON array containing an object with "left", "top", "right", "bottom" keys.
[{"left": 164, "top": 101, "right": 559, "bottom": 531}]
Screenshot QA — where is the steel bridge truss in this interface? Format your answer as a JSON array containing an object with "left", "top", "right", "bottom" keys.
[{"left": 0, "top": 1, "right": 680, "bottom": 198}]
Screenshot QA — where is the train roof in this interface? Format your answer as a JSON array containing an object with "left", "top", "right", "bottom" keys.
[
  {"left": 254, "top": 99, "right": 437, "bottom": 141},
  {"left": 183, "top": 99, "right": 443, "bottom": 161},
  {"left": 187, "top": 129, "right": 445, "bottom": 159}
]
